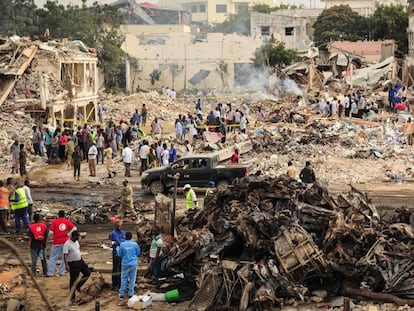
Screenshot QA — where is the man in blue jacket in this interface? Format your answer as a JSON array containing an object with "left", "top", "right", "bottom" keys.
[{"left": 117, "top": 231, "right": 141, "bottom": 301}]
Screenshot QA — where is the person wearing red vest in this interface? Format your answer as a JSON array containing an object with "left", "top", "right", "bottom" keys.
[
  {"left": 47, "top": 210, "right": 77, "bottom": 276},
  {"left": 28, "top": 214, "right": 48, "bottom": 276}
]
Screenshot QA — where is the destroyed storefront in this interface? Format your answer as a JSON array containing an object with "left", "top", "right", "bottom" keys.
[{"left": 0, "top": 37, "right": 99, "bottom": 127}]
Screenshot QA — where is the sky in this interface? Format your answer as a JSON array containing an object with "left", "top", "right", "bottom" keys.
[{"left": 34, "top": 0, "right": 325, "bottom": 9}]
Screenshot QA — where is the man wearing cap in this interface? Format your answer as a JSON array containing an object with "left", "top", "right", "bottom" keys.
[
  {"left": 184, "top": 184, "right": 198, "bottom": 210},
  {"left": 118, "top": 180, "right": 137, "bottom": 218},
  {"left": 63, "top": 230, "right": 91, "bottom": 302}
]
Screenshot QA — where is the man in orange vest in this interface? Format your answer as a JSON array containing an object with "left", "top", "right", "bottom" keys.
[
  {"left": 28, "top": 214, "right": 48, "bottom": 276},
  {"left": 0, "top": 180, "right": 9, "bottom": 234}
]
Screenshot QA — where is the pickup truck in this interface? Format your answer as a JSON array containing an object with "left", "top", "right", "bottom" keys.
[{"left": 141, "top": 154, "right": 250, "bottom": 194}]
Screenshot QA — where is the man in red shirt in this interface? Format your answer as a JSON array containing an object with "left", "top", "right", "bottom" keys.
[
  {"left": 28, "top": 214, "right": 48, "bottom": 276},
  {"left": 230, "top": 148, "right": 239, "bottom": 164},
  {"left": 47, "top": 210, "right": 77, "bottom": 277}
]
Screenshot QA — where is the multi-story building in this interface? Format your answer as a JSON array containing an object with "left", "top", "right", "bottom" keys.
[
  {"left": 158, "top": 0, "right": 275, "bottom": 24},
  {"left": 320, "top": 0, "right": 407, "bottom": 16}
]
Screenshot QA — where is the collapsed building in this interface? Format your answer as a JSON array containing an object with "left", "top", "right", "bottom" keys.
[{"left": 0, "top": 36, "right": 99, "bottom": 128}]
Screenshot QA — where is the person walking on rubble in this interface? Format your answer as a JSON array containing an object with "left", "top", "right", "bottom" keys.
[
  {"left": 64, "top": 230, "right": 91, "bottom": 303},
  {"left": 23, "top": 179, "right": 33, "bottom": 222},
  {"left": 104, "top": 143, "right": 117, "bottom": 178},
  {"left": 406, "top": 118, "right": 414, "bottom": 146},
  {"left": 149, "top": 227, "right": 164, "bottom": 288},
  {"left": 19, "top": 143, "right": 27, "bottom": 177},
  {"left": 117, "top": 231, "right": 141, "bottom": 304},
  {"left": 10, "top": 140, "right": 20, "bottom": 174},
  {"left": 184, "top": 184, "right": 198, "bottom": 210},
  {"left": 28, "top": 213, "right": 48, "bottom": 276},
  {"left": 141, "top": 104, "right": 148, "bottom": 126},
  {"left": 73, "top": 145, "right": 82, "bottom": 181},
  {"left": 10, "top": 181, "right": 30, "bottom": 234},
  {"left": 47, "top": 210, "right": 77, "bottom": 277},
  {"left": 88, "top": 142, "right": 98, "bottom": 177},
  {"left": 122, "top": 143, "right": 133, "bottom": 177},
  {"left": 110, "top": 221, "right": 125, "bottom": 291},
  {"left": 299, "top": 161, "right": 316, "bottom": 184},
  {"left": 118, "top": 180, "right": 137, "bottom": 218},
  {"left": 66, "top": 138, "right": 75, "bottom": 169}
]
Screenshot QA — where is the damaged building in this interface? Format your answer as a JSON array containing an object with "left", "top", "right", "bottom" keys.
[
  {"left": 121, "top": 24, "right": 263, "bottom": 92},
  {"left": 0, "top": 37, "right": 99, "bottom": 127}
]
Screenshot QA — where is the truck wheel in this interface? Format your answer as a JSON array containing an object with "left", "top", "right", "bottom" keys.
[
  {"left": 217, "top": 180, "right": 229, "bottom": 191},
  {"left": 149, "top": 180, "right": 165, "bottom": 195}
]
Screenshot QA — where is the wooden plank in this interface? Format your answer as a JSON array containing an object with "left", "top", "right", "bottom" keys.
[{"left": 0, "top": 78, "right": 17, "bottom": 107}]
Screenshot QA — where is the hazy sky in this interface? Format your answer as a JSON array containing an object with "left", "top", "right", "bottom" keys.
[{"left": 34, "top": 0, "right": 325, "bottom": 9}]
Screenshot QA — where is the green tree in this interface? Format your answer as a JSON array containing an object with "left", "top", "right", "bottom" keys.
[
  {"left": 0, "top": 0, "right": 38, "bottom": 36},
  {"left": 253, "top": 41, "right": 296, "bottom": 68},
  {"left": 35, "top": 1, "right": 125, "bottom": 90},
  {"left": 368, "top": 4, "right": 408, "bottom": 54},
  {"left": 211, "top": 9, "right": 251, "bottom": 35},
  {"left": 250, "top": 4, "right": 277, "bottom": 13},
  {"left": 313, "top": 5, "right": 368, "bottom": 49}
]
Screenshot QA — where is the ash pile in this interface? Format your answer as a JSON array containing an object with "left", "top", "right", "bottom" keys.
[{"left": 162, "top": 176, "right": 414, "bottom": 310}]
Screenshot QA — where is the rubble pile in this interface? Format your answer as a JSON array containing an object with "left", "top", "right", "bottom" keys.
[{"left": 162, "top": 176, "right": 414, "bottom": 309}]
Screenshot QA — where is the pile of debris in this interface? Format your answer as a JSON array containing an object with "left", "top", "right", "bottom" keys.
[{"left": 161, "top": 176, "right": 414, "bottom": 309}]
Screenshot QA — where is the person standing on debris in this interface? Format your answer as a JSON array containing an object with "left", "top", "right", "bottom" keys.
[
  {"left": 104, "top": 144, "right": 117, "bottom": 178},
  {"left": 88, "top": 142, "right": 98, "bottom": 177},
  {"left": 19, "top": 143, "right": 27, "bottom": 177},
  {"left": 255, "top": 107, "right": 265, "bottom": 125},
  {"left": 231, "top": 149, "right": 239, "bottom": 164},
  {"left": 344, "top": 94, "right": 351, "bottom": 118},
  {"left": 407, "top": 118, "right": 414, "bottom": 146},
  {"left": 299, "top": 161, "right": 316, "bottom": 184},
  {"left": 169, "top": 143, "right": 177, "bottom": 163},
  {"left": 122, "top": 143, "right": 133, "bottom": 177},
  {"left": 23, "top": 179, "right": 33, "bottom": 222},
  {"left": 10, "top": 140, "right": 20, "bottom": 174},
  {"left": 0, "top": 181, "right": 10, "bottom": 234},
  {"left": 58, "top": 130, "right": 68, "bottom": 161},
  {"left": 50, "top": 132, "right": 59, "bottom": 163},
  {"left": 240, "top": 112, "right": 247, "bottom": 134},
  {"left": 63, "top": 230, "right": 91, "bottom": 303},
  {"left": 117, "top": 231, "right": 141, "bottom": 302},
  {"left": 110, "top": 221, "right": 125, "bottom": 291},
  {"left": 205, "top": 181, "right": 215, "bottom": 198},
  {"left": 28, "top": 213, "right": 48, "bottom": 276},
  {"left": 139, "top": 140, "right": 149, "bottom": 175},
  {"left": 161, "top": 143, "right": 169, "bottom": 167},
  {"left": 98, "top": 102, "right": 104, "bottom": 123},
  {"left": 286, "top": 161, "right": 297, "bottom": 180},
  {"left": 47, "top": 210, "right": 77, "bottom": 277},
  {"left": 96, "top": 131, "right": 105, "bottom": 165},
  {"left": 66, "top": 138, "right": 75, "bottom": 169},
  {"left": 184, "top": 184, "right": 198, "bottom": 210},
  {"left": 149, "top": 227, "right": 164, "bottom": 288},
  {"left": 10, "top": 181, "right": 30, "bottom": 234},
  {"left": 43, "top": 127, "right": 53, "bottom": 159},
  {"left": 32, "top": 126, "right": 42, "bottom": 156},
  {"left": 151, "top": 117, "right": 162, "bottom": 138},
  {"left": 118, "top": 180, "right": 137, "bottom": 218},
  {"left": 175, "top": 119, "right": 182, "bottom": 141},
  {"left": 73, "top": 146, "right": 82, "bottom": 181},
  {"left": 141, "top": 104, "right": 148, "bottom": 126},
  {"left": 183, "top": 140, "right": 193, "bottom": 157}
]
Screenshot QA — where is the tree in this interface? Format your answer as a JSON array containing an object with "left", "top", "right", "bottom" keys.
[
  {"left": 211, "top": 8, "right": 251, "bottom": 35},
  {"left": 313, "top": 5, "right": 368, "bottom": 49},
  {"left": 368, "top": 4, "right": 408, "bottom": 54},
  {"left": 0, "top": 0, "right": 38, "bottom": 36},
  {"left": 252, "top": 41, "right": 296, "bottom": 68}
]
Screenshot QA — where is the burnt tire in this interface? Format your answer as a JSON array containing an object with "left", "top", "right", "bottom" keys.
[{"left": 149, "top": 180, "right": 165, "bottom": 195}]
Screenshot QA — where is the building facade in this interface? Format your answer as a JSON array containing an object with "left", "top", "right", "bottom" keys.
[
  {"left": 120, "top": 24, "right": 263, "bottom": 91},
  {"left": 158, "top": 0, "right": 275, "bottom": 24},
  {"left": 250, "top": 9, "right": 323, "bottom": 50}
]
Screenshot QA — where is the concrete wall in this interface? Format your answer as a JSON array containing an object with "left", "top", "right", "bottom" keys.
[
  {"left": 121, "top": 29, "right": 262, "bottom": 91},
  {"left": 251, "top": 10, "right": 322, "bottom": 50},
  {"left": 158, "top": 0, "right": 275, "bottom": 24}
]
